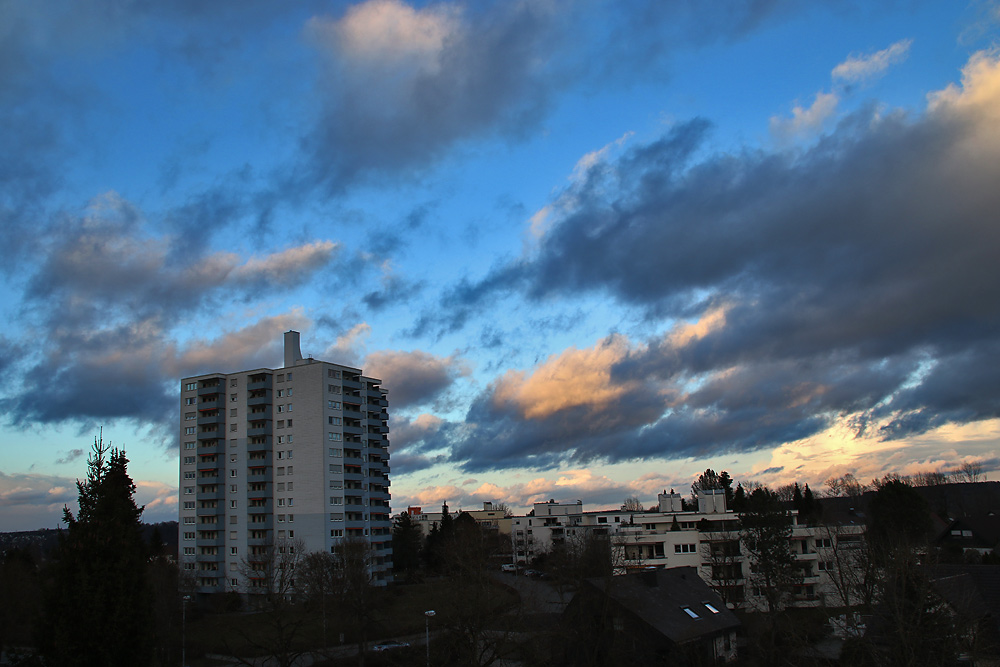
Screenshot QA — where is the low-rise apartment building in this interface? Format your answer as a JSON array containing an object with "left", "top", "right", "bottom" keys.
[{"left": 510, "top": 490, "right": 864, "bottom": 610}]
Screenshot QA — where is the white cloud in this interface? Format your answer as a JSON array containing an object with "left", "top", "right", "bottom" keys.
[
  {"left": 769, "top": 91, "right": 839, "bottom": 143},
  {"left": 832, "top": 39, "right": 912, "bottom": 84}
]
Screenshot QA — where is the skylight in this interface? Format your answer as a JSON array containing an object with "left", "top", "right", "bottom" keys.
[
  {"left": 681, "top": 606, "right": 700, "bottom": 619},
  {"left": 704, "top": 603, "right": 720, "bottom": 614}
]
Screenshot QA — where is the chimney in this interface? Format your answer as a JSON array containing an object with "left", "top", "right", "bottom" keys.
[{"left": 284, "top": 330, "right": 303, "bottom": 368}]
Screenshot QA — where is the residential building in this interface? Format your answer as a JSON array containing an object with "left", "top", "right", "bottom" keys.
[
  {"left": 179, "top": 331, "right": 392, "bottom": 594},
  {"left": 408, "top": 502, "right": 512, "bottom": 537},
  {"left": 510, "top": 491, "right": 864, "bottom": 611}
]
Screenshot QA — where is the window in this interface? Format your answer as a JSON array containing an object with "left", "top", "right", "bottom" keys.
[
  {"left": 287, "top": 388, "right": 293, "bottom": 397},
  {"left": 328, "top": 369, "right": 341, "bottom": 379},
  {"left": 329, "top": 465, "right": 342, "bottom": 474},
  {"left": 278, "top": 531, "right": 285, "bottom": 539},
  {"left": 230, "top": 393, "right": 237, "bottom": 402},
  {"left": 330, "top": 513, "right": 344, "bottom": 521},
  {"left": 185, "top": 441, "right": 195, "bottom": 449},
  {"left": 184, "top": 547, "right": 195, "bottom": 555},
  {"left": 277, "top": 467, "right": 285, "bottom": 476},
  {"left": 228, "top": 423, "right": 236, "bottom": 431},
  {"left": 185, "top": 397, "right": 196, "bottom": 405},
  {"left": 185, "top": 427, "right": 196, "bottom": 435},
  {"left": 674, "top": 544, "right": 697, "bottom": 553},
  {"left": 329, "top": 448, "right": 342, "bottom": 457},
  {"left": 276, "top": 389, "right": 284, "bottom": 398},
  {"left": 184, "top": 456, "right": 195, "bottom": 464},
  {"left": 183, "top": 501, "right": 195, "bottom": 509},
  {"left": 230, "top": 531, "right": 238, "bottom": 539},
  {"left": 331, "top": 529, "right": 343, "bottom": 537},
  {"left": 287, "top": 450, "right": 293, "bottom": 459},
  {"left": 277, "top": 420, "right": 284, "bottom": 428},
  {"left": 230, "top": 546, "right": 238, "bottom": 555},
  {"left": 278, "top": 514, "right": 285, "bottom": 522},
  {"left": 328, "top": 400, "right": 341, "bottom": 410},
  {"left": 230, "top": 378, "right": 237, "bottom": 387},
  {"left": 330, "top": 496, "right": 343, "bottom": 505},
  {"left": 185, "top": 412, "right": 196, "bottom": 420},
  {"left": 277, "top": 439, "right": 284, "bottom": 447},
  {"left": 277, "top": 405, "right": 284, "bottom": 413},
  {"left": 286, "top": 419, "right": 292, "bottom": 427},
  {"left": 287, "top": 435, "right": 293, "bottom": 443},
  {"left": 184, "top": 516, "right": 195, "bottom": 524},
  {"left": 230, "top": 484, "right": 237, "bottom": 493},
  {"left": 818, "top": 561, "right": 835, "bottom": 571},
  {"left": 288, "top": 498, "right": 293, "bottom": 506},
  {"left": 287, "top": 466, "right": 293, "bottom": 475},
  {"left": 287, "top": 482, "right": 293, "bottom": 491},
  {"left": 286, "top": 372, "right": 293, "bottom": 381},
  {"left": 229, "top": 469, "right": 237, "bottom": 477},
  {"left": 704, "top": 603, "right": 720, "bottom": 614},
  {"left": 329, "top": 480, "right": 342, "bottom": 489},
  {"left": 329, "top": 416, "right": 342, "bottom": 426},
  {"left": 287, "top": 403, "right": 293, "bottom": 412},
  {"left": 816, "top": 538, "right": 833, "bottom": 548},
  {"left": 229, "top": 515, "right": 237, "bottom": 524},
  {"left": 598, "top": 517, "right": 607, "bottom": 524},
  {"left": 230, "top": 500, "right": 237, "bottom": 509},
  {"left": 230, "top": 454, "right": 237, "bottom": 462},
  {"left": 184, "top": 471, "right": 196, "bottom": 479},
  {"left": 184, "top": 487, "right": 193, "bottom": 495},
  {"left": 184, "top": 532, "right": 195, "bottom": 540},
  {"left": 288, "top": 514, "right": 294, "bottom": 522},
  {"left": 277, "top": 482, "right": 285, "bottom": 491},
  {"left": 278, "top": 499, "right": 285, "bottom": 507},
  {"left": 230, "top": 408, "right": 237, "bottom": 417},
  {"left": 277, "top": 373, "right": 284, "bottom": 382},
  {"left": 288, "top": 530, "right": 294, "bottom": 538},
  {"left": 681, "top": 606, "right": 700, "bottom": 619},
  {"left": 329, "top": 385, "right": 341, "bottom": 394},
  {"left": 328, "top": 432, "right": 342, "bottom": 441},
  {"left": 185, "top": 382, "right": 196, "bottom": 391}
]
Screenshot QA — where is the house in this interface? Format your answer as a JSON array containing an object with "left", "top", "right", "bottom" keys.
[{"left": 565, "top": 566, "right": 740, "bottom": 665}]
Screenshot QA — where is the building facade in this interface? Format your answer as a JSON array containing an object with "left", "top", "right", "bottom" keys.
[
  {"left": 179, "top": 331, "right": 392, "bottom": 594},
  {"left": 511, "top": 491, "right": 864, "bottom": 611}
]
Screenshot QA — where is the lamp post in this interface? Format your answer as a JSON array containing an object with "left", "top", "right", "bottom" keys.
[
  {"left": 181, "top": 594, "right": 191, "bottom": 667},
  {"left": 424, "top": 610, "right": 436, "bottom": 667}
]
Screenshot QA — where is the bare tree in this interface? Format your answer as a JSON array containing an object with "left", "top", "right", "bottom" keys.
[
  {"left": 956, "top": 460, "right": 984, "bottom": 483},
  {"left": 229, "top": 538, "right": 309, "bottom": 667},
  {"left": 492, "top": 502, "right": 513, "bottom": 517},
  {"left": 824, "top": 473, "right": 869, "bottom": 500},
  {"left": 700, "top": 528, "right": 745, "bottom": 608},
  {"left": 913, "top": 470, "right": 949, "bottom": 486},
  {"left": 621, "top": 496, "right": 644, "bottom": 512}
]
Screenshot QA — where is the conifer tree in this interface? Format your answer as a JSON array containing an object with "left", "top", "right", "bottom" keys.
[{"left": 40, "top": 434, "right": 152, "bottom": 667}]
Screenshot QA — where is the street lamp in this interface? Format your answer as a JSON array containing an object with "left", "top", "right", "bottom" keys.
[
  {"left": 424, "top": 610, "right": 436, "bottom": 667},
  {"left": 181, "top": 594, "right": 192, "bottom": 667}
]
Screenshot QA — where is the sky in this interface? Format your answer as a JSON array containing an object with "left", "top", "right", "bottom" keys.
[{"left": 1, "top": 0, "right": 1000, "bottom": 531}]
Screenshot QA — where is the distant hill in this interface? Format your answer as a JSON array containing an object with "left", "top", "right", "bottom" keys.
[{"left": 0, "top": 521, "right": 178, "bottom": 561}]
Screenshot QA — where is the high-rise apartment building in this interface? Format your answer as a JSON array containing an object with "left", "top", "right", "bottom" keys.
[{"left": 179, "top": 331, "right": 392, "bottom": 593}]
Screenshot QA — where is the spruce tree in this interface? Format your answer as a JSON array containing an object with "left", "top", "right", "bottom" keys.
[{"left": 40, "top": 435, "right": 152, "bottom": 667}]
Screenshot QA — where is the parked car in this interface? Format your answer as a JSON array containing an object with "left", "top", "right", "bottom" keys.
[
  {"left": 501, "top": 563, "right": 517, "bottom": 572},
  {"left": 373, "top": 640, "right": 410, "bottom": 652}
]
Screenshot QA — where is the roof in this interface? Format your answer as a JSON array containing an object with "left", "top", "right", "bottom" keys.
[{"left": 584, "top": 567, "right": 740, "bottom": 645}]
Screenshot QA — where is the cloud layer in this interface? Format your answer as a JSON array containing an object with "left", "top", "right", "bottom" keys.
[{"left": 431, "top": 50, "right": 1000, "bottom": 472}]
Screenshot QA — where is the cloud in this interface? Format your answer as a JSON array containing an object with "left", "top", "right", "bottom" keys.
[
  {"left": 301, "top": 0, "right": 557, "bottom": 191},
  {"left": 322, "top": 323, "right": 372, "bottom": 367},
  {"left": 55, "top": 449, "right": 85, "bottom": 465},
  {"left": 832, "top": 38, "right": 912, "bottom": 84},
  {"left": 769, "top": 91, "right": 839, "bottom": 143},
  {"left": 391, "top": 468, "right": 655, "bottom": 514},
  {"left": 431, "top": 50, "right": 1000, "bottom": 472},
  {"left": 363, "top": 349, "right": 467, "bottom": 409}
]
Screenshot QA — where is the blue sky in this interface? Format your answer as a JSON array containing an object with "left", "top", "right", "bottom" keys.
[{"left": 2, "top": 0, "right": 1000, "bottom": 531}]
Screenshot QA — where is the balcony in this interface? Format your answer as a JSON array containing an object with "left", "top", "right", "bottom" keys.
[
  {"left": 247, "top": 393, "right": 271, "bottom": 407},
  {"left": 198, "top": 382, "right": 222, "bottom": 396},
  {"left": 198, "top": 440, "right": 222, "bottom": 454},
  {"left": 247, "top": 436, "right": 271, "bottom": 451},
  {"left": 198, "top": 397, "right": 220, "bottom": 411},
  {"left": 247, "top": 424, "right": 270, "bottom": 437}
]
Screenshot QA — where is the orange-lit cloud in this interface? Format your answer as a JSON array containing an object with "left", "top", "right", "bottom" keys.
[{"left": 491, "top": 334, "right": 637, "bottom": 419}]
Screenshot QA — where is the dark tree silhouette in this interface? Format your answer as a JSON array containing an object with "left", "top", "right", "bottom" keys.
[{"left": 40, "top": 434, "right": 153, "bottom": 667}]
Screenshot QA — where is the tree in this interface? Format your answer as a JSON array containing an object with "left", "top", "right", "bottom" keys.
[
  {"left": 621, "top": 496, "right": 644, "bottom": 512},
  {"left": 391, "top": 511, "right": 423, "bottom": 579},
  {"left": 739, "top": 487, "right": 798, "bottom": 615},
  {"left": 956, "top": 460, "right": 984, "bottom": 483},
  {"left": 230, "top": 538, "right": 309, "bottom": 667},
  {"left": 39, "top": 434, "right": 153, "bottom": 667}
]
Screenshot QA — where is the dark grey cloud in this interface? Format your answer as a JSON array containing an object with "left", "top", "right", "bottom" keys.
[
  {"left": 364, "top": 350, "right": 465, "bottom": 409},
  {"left": 436, "top": 53, "right": 1000, "bottom": 472},
  {"left": 55, "top": 449, "right": 86, "bottom": 465}
]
